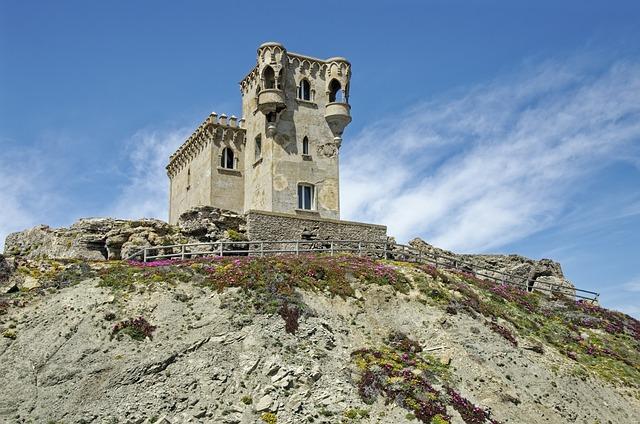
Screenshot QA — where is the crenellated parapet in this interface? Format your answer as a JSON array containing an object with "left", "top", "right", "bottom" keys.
[
  {"left": 166, "top": 112, "right": 246, "bottom": 178},
  {"left": 239, "top": 44, "right": 351, "bottom": 100}
]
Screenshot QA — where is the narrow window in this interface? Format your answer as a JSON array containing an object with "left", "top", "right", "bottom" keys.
[
  {"left": 255, "top": 135, "right": 262, "bottom": 161},
  {"left": 263, "top": 66, "right": 276, "bottom": 89},
  {"left": 329, "top": 79, "right": 342, "bottom": 102},
  {"left": 297, "top": 184, "right": 314, "bottom": 210},
  {"left": 186, "top": 168, "right": 191, "bottom": 190},
  {"left": 298, "top": 79, "right": 311, "bottom": 101},
  {"left": 221, "top": 147, "right": 234, "bottom": 169},
  {"left": 302, "top": 136, "right": 309, "bottom": 155}
]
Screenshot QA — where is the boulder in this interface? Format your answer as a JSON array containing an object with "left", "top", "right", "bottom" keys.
[
  {"left": 408, "top": 237, "right": 576, "bottom": 296},
  {"left": 21, "top": 275, "right": 41, "bottom": 291},
  {"left": 2, "top": 207, "right": 248, "bottom": 262},
  {"left": 178, "top": 206, "right": 246, "bottom": 241}
]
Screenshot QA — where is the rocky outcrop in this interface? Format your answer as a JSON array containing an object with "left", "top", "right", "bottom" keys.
[
  {"left": 3, "top": 206, "right": 247, "bottom": 261},
  {"left": 409, "top": 238, "right": 576, "bottom": 296},
  {"left": 3, "top": 213, "right": 575, "bottom": 298},
  {"left": 0, "top": 259, "right": 636, "bottom": 423}
]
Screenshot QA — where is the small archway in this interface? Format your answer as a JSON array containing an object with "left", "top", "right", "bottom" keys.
[
  {"left": 302, "top": 136, "right": 309, "bottom": 155},
  {"left": 221, "top": 147, "right": 234, "bottom": 169},
  {"left": 298, "top": 79, "right": 311, "bottom": 101},
  {"left": 263, "top": 66, "right": 276, "bottom": 89},
  {"left": 329, "top": 79, "right": 342, "bottom": 102}
]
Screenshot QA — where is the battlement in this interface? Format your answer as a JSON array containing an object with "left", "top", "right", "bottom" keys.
[
  {"left": 239, "top": 43, "right": 351, "bottom": 95},
  {"left": 166, "top": 112, "right": 246, "bottom": 178}
]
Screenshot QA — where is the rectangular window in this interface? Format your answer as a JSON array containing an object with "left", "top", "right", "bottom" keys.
[
  {"left": 255, "top": 135, "right": 262, "bottom": 161},
  {"left": 297, "top": 184, "right": 314, "bottom": 210}
]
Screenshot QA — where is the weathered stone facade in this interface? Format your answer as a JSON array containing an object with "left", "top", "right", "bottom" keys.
[
  {"left": 167, "top": 42, "right": 352, "bottom": 224},
  {"left": 245, "top": 210, "right": 387, "bottom": 242}
]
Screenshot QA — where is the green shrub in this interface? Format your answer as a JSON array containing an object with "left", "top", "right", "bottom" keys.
[{"left": 260, "top": 412, "right": 277, "bottom": 424}]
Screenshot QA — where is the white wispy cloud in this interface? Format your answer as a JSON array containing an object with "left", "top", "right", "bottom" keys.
[
  {"left": 0, "top": 144, "right": 63, "bottom": 251},
  {"left": 597, "top": 276, "right": 640, "bottom": 318},
  {"left": 341, "top": 59, "right": 640, "bottom": 252},
  {"left": 107, "top": 128, "right": 190, "bottom": 221},
  {"left": 624, "top": 276, "right": 640, "bottom": 293}
]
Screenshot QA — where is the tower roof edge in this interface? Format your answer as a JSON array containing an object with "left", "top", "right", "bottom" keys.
[{"left": 259, "top": 41, "right": 285, "bottom": 49}]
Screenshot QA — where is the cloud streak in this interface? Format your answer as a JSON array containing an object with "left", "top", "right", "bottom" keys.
[
  {"left": 108, "top": 128, "right": 190, "bottom": 221},
  {"left": 0, "top": 143, "right": 65, "bottom": 251},
  {"left": 341, "top": 59, "right": 640, "bottom": 252}
]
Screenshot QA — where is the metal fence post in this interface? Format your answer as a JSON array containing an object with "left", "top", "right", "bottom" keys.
[
  {"left": 295, "top": 241, "right": 299, "bottom": 256},
  {"left": 181, "top": 245, "right": 185, "bottom": 260},
  {"left": 142, "top": 248, "right": 147, "bottom": 263},
  {"left": 260, "top": 242, "right": 264, "bottom": 257},
  {"left": 330, "top": 241, "right": 334, "bottom": 256},
  {"left": 383, "top": 243, "right": 388, "bottom": 260},
  {"left": 219, "top": 242, "right": 223, "bottom": 257},
  {"left": 358, "top": 241, "right": 362, "bottom": 257}
]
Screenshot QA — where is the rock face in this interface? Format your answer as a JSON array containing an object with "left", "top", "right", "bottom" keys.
[
  {"left": 3, "top": 207, "right": 247, "bottom": 261},
  {"left": 0, "top": 255, "right": 14, "bottom": 283},
  {"left": 0, "top": 261, "right": 637, "bottom": 424},
  {"left": 408, "top": 238, "right": 576, "bottom": 296}
]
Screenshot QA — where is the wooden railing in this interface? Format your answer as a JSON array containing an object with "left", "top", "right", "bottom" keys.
[{"left": 125, "top": 239, "right": 599, "bottom": 302}]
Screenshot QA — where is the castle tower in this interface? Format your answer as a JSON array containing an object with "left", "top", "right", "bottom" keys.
[
  {"left": 240, "top": 42, "right": 352, "bottom": 219},
  {"left": 167, "top": 42, "right": 352, "bottom": 223}
]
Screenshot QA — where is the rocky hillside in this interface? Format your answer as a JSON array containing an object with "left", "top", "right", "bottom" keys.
[{"left": 0, "top": 251, "right": 638, "bottom": 424}]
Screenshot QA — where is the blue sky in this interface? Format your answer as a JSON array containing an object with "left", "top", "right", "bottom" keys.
[{"left": 1, "top": 1, "right": 639, "bottom": 316}]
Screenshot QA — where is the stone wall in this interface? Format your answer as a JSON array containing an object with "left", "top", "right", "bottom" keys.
[
  {"left": 168, "top": 115, "right": 246, "bottom": 224},
  {"left": 245, "top": 210, "right": 387, "bottom": 241}
]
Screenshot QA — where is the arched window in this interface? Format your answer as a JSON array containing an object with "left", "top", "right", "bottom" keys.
[
  {"left": 329, "top": 79, "right": 342, "bottom": 102},
  {"left": 297, "top": 183, "right": 314, "bottom": 210},
  {"left": 255, "top": 135, "right": 262, "bottom": 161},
  {"left": 186, "top": 168, "right": 191, "bottom": 190},
  {"left": 263, "top": 66, "right": 276, "bottom": 89},
  {"left": 221, "top": 147, "right": 234, "bottom": 169},
  {"left": 298, "top": 79, "right": 311, "bottom": 101},
  {"left": 302, "top": 136, "right": 309, "bottom": 155}
]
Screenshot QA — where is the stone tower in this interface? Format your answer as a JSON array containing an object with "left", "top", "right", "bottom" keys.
[
  {"left": 167, "top": 42, "right": 352, "bottom": 224},
  {"left": 240, "top": 42, "right": 351, "bottom": 220}
]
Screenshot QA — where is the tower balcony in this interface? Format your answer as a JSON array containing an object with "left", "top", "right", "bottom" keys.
[
  {"left": 257, "top": 89, "right": 286, "bottom": 115},
  {"left": 325, "top": 102, "right": 352, "bottom": 137}
]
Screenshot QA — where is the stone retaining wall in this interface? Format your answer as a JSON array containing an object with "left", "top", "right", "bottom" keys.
[{"left": 246, "top": 210, "right": 387, "bottom": 242}]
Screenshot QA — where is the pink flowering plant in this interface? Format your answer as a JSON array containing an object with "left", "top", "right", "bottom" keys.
[
  {"left": 111, "top": 316, "right": 156, "bottom": 341},
  {"left": 352, "top": 332, "right": 498, "bottom": 424},
  {"left": 116, "top": 254, "right": 410, "bottom": 334},
  {"left": 406, "top": 262, "right": 640, "bottom": 388}
]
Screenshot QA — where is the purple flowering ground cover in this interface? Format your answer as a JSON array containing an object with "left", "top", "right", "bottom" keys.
[
  {"left": 106, "top": 254, "right": 640, "bottom": 387},
  {"left": 406, "top": 262, "right": 640, "bottom": 388},
  {"left": 4, "top": 253, "right": 640, "bottom": 421},
  {"left": 351, "top": 332, "right": 498, "bottom": 424}
]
